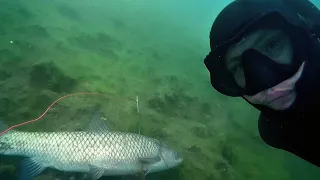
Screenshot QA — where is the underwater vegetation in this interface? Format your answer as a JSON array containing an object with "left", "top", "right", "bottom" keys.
[
  {"left": 56, "top": 4, "right": 82, "bottom": 22},
  {"left": 14, "top": 40, "right": 45, "bottom": 59},
  {"left": 191, "top": 125, "right": 212, "bottom": 139},
  {"left": 186, "top": 145, "right": 202, "bottom": 154},
  {"left": 0, "top": 1, "right": 34, "bottom": 35},
  {"left": 0, "top": 29, "right": 78, "bottom": 125},
  {"left": 0, "top": 50, "right": 22, "bottom": 76},
  {"left": 220, "top": 143, "right": 237, "bottom": 166},
  {"left": 145, "top": 74, "right": 217, "bottom": 127},
  {"left": 68, "top": 32, "right": 121, "bottom": 60},
  {"left": 110, "top": 19, "right": 126, "bottom": 31},
  {"left": 14, "top": 25, "right": 50, "bottom": 39},
  {"left": 147, "top": 86, "right": 196, "bottom": 117},
  {"left": 29, "top": 62, "right": 78, "bottom": 93}
]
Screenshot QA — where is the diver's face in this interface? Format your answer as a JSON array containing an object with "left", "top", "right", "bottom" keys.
[{"left": 225, "top": 29, "right": 304, "bottom": 110}]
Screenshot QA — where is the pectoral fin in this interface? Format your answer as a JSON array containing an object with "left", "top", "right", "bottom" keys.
[
  {"left": 89, "top": 165, "right": 105, "bottom": 180},
  {"left": 138, "top": 156, "right": 161, "bottom": 176},
  {"left": 18, "top": 158, "right": 45, "bottom": 180}
]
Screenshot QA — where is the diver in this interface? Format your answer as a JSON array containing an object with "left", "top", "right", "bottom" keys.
[{"left": 204, "top": 0, "right": 320, "bottom": 167}]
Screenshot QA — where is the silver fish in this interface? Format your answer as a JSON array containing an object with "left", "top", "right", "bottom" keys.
[{"left": 0, "top": 116, "right": 183, "bottom": 180}]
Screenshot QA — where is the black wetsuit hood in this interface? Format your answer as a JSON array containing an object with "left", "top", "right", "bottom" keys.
[{"left": 208, "top": 0, "right": 317, "bottom": 52}]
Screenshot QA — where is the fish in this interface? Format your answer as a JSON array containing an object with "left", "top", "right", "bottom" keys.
[{"left": 0, "top": 114, "right": 183, "bottom": 180}]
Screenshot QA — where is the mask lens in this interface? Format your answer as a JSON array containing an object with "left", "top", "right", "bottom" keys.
[
  {"left": 242, "top": 49, "right": 298, "bottom": 95},
  {"left": 204, "top": 53, "right": 244, "bottom": 96}
]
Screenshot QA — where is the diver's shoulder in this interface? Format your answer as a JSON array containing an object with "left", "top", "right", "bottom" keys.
[
  {"left": 258, "top": 110, "right": 320, "bottom": 167},
  {"left": 257, "top": 108, "right": 320, "bottom": 147}
]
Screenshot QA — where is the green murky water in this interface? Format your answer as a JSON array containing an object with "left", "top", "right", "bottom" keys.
[{"left": 0, "top": 0, "right": 319, "bottom": 179}]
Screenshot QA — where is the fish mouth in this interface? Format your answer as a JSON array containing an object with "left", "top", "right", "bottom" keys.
[
  {"left": 174, "top": 152, "right": 184, "bottom": 166},
  {"left": 176, "top": 152, "right": 183, "bottom": 161},
  {"left": 177, "top": 158, "right": 183, "bottom": 164}
]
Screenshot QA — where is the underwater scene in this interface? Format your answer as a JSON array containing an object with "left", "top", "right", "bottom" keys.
[{"left": 0, "top": 0, "right": 320, "bottom": 179}]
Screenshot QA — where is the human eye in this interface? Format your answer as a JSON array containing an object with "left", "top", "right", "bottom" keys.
[
  {"left": 226, "top": 58, "right": 241, "bottom": 74},
  {"left": 262, "top": 36, "right": 284, "bottom": 57},
  {"left": 226, "top": 58, "right": 245, "bottom": 87}
]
